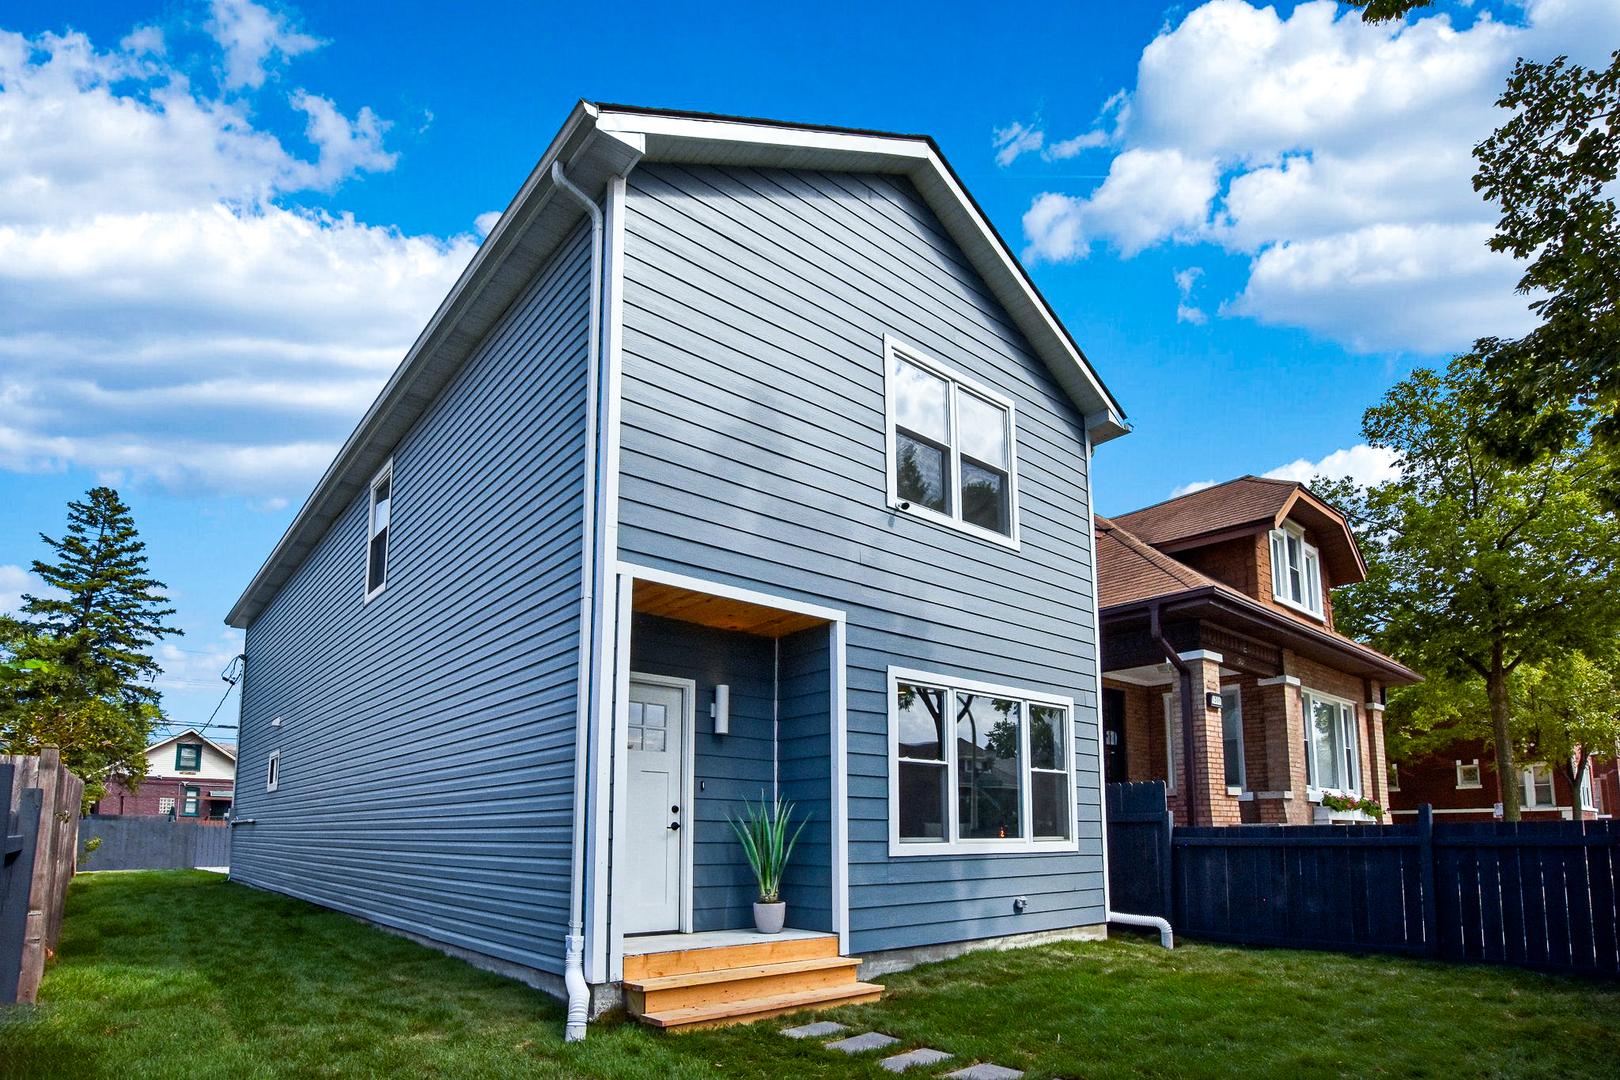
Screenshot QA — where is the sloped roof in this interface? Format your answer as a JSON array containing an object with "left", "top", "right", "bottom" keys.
[
  {"left": 227, "top": 102, "right": 1127, "bottom": 629},
  {"left": 1096, "top": 515, "right": 1419, "bottom": 685},
  {"left": 1112, "top": 475, "right": 1366, "bottom": 584},
  {"left": 146, "top": 728, "right": 237, "bottom": 762}
]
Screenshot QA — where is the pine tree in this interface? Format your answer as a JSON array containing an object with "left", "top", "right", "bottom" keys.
[{"left": 21, "top": 487, "right": 181, "bottom": 707}]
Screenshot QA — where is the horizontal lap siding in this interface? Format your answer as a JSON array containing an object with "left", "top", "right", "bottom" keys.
[
  {"left": 233, "top": 224, "right": 593, "bottom": 977},
  {"left": 618, "top": 164, "right": 1103, "bottom": 955},
  {"left": 779, "top": 625, "right": 835, "bottom": 932}
]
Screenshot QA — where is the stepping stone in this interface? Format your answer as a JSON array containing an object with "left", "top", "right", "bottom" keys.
[
  {"left": 944, "top": 1066, "right": 1024, "bottom": 1080},
  {"left": 827, "top": 1032, "right": 900, "bottom": 1053},
  {"left": 881, "top": 1047, "right": 953, "bottom": 1072},
  {"left": 782, "top": 1021, "right": 846, "bottom": 1039}
]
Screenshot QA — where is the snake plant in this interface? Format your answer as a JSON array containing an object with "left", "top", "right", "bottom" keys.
[{"left": 729, "top": 793, "right": 808, "bottom": 904}]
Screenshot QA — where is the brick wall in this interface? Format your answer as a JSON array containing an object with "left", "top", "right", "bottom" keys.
[
  {"left": 1390, "top": 739, "right": 1614, "bottom": 821},
  {"left": 97, "top": 775, "right": 235, "bottom": 819}
]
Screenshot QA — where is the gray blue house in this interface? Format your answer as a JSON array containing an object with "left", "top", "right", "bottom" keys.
[{"left": 225, "top": 102, "right": 1128, "bottom": 1034}]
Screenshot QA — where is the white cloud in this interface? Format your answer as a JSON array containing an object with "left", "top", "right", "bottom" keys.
[
  {"left": 1265, "top": 443, "right": 1402, "bottom": 488},
  {"left": 993, "top": 120, "right": 1045, "bottom": 167},
  {"left": 0, "top": 564, "right": 42, "bottom": 617},
  {"left": 1012, "top": 0, "right": 1620, "bottom": 354},
  {"left": 206, "top": 0, "right": 322, "bottom": 91},
  {"left": 1175, "top": 266, "right": 1208, "bottom": 325},
  {"left": 152, "top": 632, "right": 246, "bottom": 692},
  {"left": 1170, "top": 479, "right": 1217, "bottom": 498},
  {"left": 0, "top": 18, "right": 482, "bottom": 498}
]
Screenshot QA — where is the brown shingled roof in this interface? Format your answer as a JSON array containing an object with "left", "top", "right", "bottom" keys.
[
  {"left": 1112, "top": 475, "right": 1301, "bottom": 547},
  {"left": 1095, "top": 515, "right": 1227, "bottom": 608}
]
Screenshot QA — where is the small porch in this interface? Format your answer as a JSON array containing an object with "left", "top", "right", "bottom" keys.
[{"left": 604, "top": 567, "right": 875, "bottom": 1027}]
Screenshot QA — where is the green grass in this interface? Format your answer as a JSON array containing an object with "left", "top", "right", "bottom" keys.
[{"left": 2, "top": 871, "right": 1617, "bottom": 1080}]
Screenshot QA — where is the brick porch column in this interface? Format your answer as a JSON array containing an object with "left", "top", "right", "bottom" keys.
[
  {"left": 1179, "top": 650, "right": 1239, "bottom": 826},
  {"left": 1366, "top": 695, "right": 1388, "bottom": 809},
  {"left": 1255, "top": 673, "right": 1306, "bottom": 824}
]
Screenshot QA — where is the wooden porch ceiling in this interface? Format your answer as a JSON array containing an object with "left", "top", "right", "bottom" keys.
[{"left": 631, "top": 581, "right": 828, "bottom": 638}]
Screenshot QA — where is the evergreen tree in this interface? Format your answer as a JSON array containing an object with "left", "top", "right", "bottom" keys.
[{"left": 20, "top": 486, "right": 181, "bottom": 708}]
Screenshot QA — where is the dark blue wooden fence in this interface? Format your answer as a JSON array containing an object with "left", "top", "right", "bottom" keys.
[{"left": 1106, "top": 784, "right": 1620, "bottom": 976}]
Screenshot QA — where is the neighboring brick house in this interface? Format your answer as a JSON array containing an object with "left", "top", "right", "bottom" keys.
[
  {"left": 1389, "top": 739, "right": 1616, "bottom": 822},
  {"left": 1096, "top": 476, "right": 1421, "bottom": 826},
  {"left": 94, "top": 728, "right": 236, "bottom": 821}
]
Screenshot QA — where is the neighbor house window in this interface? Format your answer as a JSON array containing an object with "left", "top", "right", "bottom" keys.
[
  {"left": 1522, "top": 764, "right": 1555, "bottom": 808},
  {"left": 158, "top": 797, "right": 176, "bottom": 815},
  {"left": 181, "top": 786, "right": 200, "bottom": 817},
  {"left": 366, "top": 460, "right": 393, "bottom": 599},
  {"left": 1221, "top": 686, "right": 1244, "bottom": 790},
  {"left": 884, "top": 339, "right": 1019, "bottom": 544},
  {"left": 266, "top": 749, "right": 280, "bottom": 793},
  {"left": 888, "top": 668, "right": 1074, "bottom": 855},
  {"left": 1270, "top": 522, "right": 1324, "bottom": 618},
  {"left": 1388, "top": 763, "right": 1401, "bottom": 792},
  {"left": 1578, "top": 769, "right": 1597, "bottom": 812},
  {"left": 1456, "top": 760, "right": 1482, "bottom": 789},
  {"left": 175, "top": 743, "right": 202, "bottom": 772},
  {"left": 1303, "top": 690, "right": 1358, "bottom": 795}
]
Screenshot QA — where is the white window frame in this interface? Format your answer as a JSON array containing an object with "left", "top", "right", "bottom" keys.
[
  {"left": 1455, "top": 759, "right": 1482, "bottom": 789},
  {"left": 365, "top": 458, "right": 393, "bottom": 602},
  {"left": 882, "top": 336, "right": 1021, "bottom": 550},
  {"left": 1388, "top": 762, "right": 1401, "bottom": 792},
  {"left": 886, "top": 666, "right": 1076, "bottom": 856},
  {"left": 158, "top": 796, "right": 176, "bottom": 815},
  {"left": 266, "top": 749, "right": 280, "bottom": 793},
  {"left": 1161, "top": 691, "right": 1181, "bottom": 794},
  {"left": 1578, "top": 767, "right": 1597, "bottom": 812},
  {"left": 1221, "top": 685, "right": 1245, "bottom": 792},
  {"left": 1522, "top": 763, "right": 1556, "bottom": 808},
  {"left": 1269, "top": 521, "right": 1324, "bottom": 619},
  {"left": 1302, "top": 688, "right": 1360, "bottom": 798}
]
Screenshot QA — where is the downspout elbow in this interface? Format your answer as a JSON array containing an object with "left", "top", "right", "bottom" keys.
[
  {"left": 1107, "top": 910, "right": 1174, "bottom": 949},
  {"left": 564, "top": 933, "right": 589, "bottom": 1041}
]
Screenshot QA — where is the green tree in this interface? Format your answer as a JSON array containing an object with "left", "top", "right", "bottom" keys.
[
  {"left": 0, "top": 488, "right": 181, "bottom": 806},
  {"left": 1515, "top": 650, "right": 1620, "bottom": 808},
  {"left": 1322, "top": 357, "right": 1620, "bottom": 820}
]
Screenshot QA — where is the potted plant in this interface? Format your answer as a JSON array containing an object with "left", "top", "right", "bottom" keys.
[{"left": 730, "top": 793, "right": 808, "bottom": 934}]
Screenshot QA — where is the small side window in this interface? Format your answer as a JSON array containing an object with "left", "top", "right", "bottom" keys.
[
  {"left": 366, "top": 461, "right": 393, "bottom": 600},
  {"left": 267, "top": 749, "right": 281, "bottom": 793},
  {"left": 1456, "top": 759, "right": 1482, "bottom": 789}
]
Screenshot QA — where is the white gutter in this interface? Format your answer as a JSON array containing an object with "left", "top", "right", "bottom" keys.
[
  {"left": 1086, "top": 430, "right": 1174, "bottom": 950},
  {"left": 552, "top": 159, "right": 604, "bottom": 1042}
]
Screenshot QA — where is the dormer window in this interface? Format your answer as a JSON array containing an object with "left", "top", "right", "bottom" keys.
[
  {"left": 175, "top": 743, "right": 202, "bottom": 772},
  {"left": 1270, "top": 521, "right": 1323, "bottom": 618}
]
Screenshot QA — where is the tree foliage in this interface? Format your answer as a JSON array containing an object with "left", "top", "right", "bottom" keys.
[
  {"left": 1514, "top": 649, "right": 1620, "bottom": 799},
  {"left": 1322, "top": 356, "right": 1620, "bottom": 819},
  {"left": 0, "top": 488, "right": 181, "bottom": 807}
]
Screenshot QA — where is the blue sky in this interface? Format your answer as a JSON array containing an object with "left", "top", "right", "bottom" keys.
[{"left": 3, "top": 0, "right": 1617, "bottom": 735}]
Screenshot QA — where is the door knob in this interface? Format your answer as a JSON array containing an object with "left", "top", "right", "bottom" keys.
[{"left": 668, "top": 822, "right": 681, "bottom": 831}]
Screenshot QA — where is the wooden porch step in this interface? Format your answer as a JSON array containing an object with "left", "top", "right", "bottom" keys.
[
  {"left": 624, "top": 955, "right": 864, "bottom": 1013},
  {"left": 634, "top": 980, "right": 886, "bottom": 1031},
  {"left": 623, "top": 934, "right": 838, "bottom": 980}
]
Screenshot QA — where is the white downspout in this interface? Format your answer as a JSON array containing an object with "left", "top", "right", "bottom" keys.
[
  {"left": 554, "top": 159, "right": 604, "bottom": 1041},
  {"left": 1086, "top": 430, "right": 1174, "bottom": 950}
]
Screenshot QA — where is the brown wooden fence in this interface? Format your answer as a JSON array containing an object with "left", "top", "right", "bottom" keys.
[
  {"left": 1, "top": 750, "right": 83, "bottom": 1003},
  {"left": 1107, "top": 783, "right": 1620, "bottom": 977}
]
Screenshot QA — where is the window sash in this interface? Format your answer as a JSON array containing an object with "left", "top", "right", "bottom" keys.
[
  {"left": 181, "top": 787, "right": 199, "bottom": 817},
  {"left": 1270, "top": 524, "right": 1323, "bottom": 616},
  {"left": 885, "top": 340, "right": 1019, "bottom": 545},
  {"left": 1221, "top": 687, "right": 1244, "bottom": 790},
  {"left": 176, "top": 744, "right": 201, "bottom": 771},
  {"left": 889, "top": 668, "right": 1075, "bottom": 854},
  {"left": 1524, "top": 765, "right": 1555, "bottom": 807},
  {"left": 1456, "top": 760, "right": 1482, "bottom": 788},
  {"left": 1304, "top": 692, "right": 1359, "bottom": 795},
  {"left": 366, "top": 462, "right": 393, "bottom": 598}
]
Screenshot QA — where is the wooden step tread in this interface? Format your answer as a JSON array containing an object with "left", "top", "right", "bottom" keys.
[
  {"left": 624, "top": 955, "right": 861, "bottom": 992},
  {"left": 623, "top": 935, "right": 838, "bottom": 980},
  {"left": 637, "top": 981, "right": 885, "bottom": 1030}
]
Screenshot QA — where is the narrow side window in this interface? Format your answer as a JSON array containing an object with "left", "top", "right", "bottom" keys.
[
  {"left": 366, "top": 461, "right": 392, "bottom": 599},
  {"left": 267, "top": 749, "right": 280, "bottom": 792}
]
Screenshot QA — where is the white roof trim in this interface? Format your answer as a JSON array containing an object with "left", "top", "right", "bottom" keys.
[
  {"left": 148, "top": 728, "right": 237, "bottom": 762},
  {"left": 227, "top": 102, "right": 1126, "bottom": 629}
]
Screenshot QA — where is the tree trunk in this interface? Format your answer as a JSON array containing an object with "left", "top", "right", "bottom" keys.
[{"left": 1487, "top": 652, "right": 1519, "bottom": 822}]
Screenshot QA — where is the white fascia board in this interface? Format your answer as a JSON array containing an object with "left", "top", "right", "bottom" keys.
[
  {"left": 595, "top": 108, "right": 1127, "bottom": 442},
  {"left": 226, "top": 106, "right": 642, "bottom": 629}
]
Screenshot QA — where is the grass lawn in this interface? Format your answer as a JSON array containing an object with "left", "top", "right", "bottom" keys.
[{"left": 2, "top": 871, "right": 1617, "bottom": 1080}]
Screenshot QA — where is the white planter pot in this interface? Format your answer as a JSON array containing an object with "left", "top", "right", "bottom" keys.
[
  {"left": 753, "top": 901, "right": 786, "bottom": 934},
  {"left": 1313, "top": 805, "right": 1374, "bottom": 825}
]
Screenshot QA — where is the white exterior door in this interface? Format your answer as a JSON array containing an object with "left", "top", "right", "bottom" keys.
[{"left": 622, "top": 677, "right": 689, "bottom": 934}]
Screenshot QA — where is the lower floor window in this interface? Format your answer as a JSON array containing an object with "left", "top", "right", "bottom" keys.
[
  {"left": 890, "top": 668, "right": 1076, "bottom": 854},
  {"left": 1304, "top": 690, "right": 1359, "bottom": 795},
  {"left": 1523, "top": 764, "right": 1555, "bottom": 808},
  {"left": 181, "top": 786, "right": 200, "bottom": 817},
  {"left": 158, "top": 797, "right": 176, "bottom": 815}
]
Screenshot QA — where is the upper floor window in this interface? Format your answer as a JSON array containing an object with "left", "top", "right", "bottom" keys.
[
  {"left": 1270, "top": 522, "right": 1323, "bottom": 618},
  {"left": 366, "top": 461, "right": 393, "bottom": 600},
  {"left": 175, "top": 743, "right": 202, "bottom": 772},
  {"left": 888, "top": 667, "right": 1074, "bottom": 855},
  {"left": 266, "top": 749, "right": 281, "bottom": 793},
  {"left": 1522, "top": 763, "right": 1555, "bottom": 808},
  {"left": 884, "top": 339, "right": 1019, "bottom": 546},
  {"left": 1304, "top": 689, "right": 1358, "bottom": 796}
]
